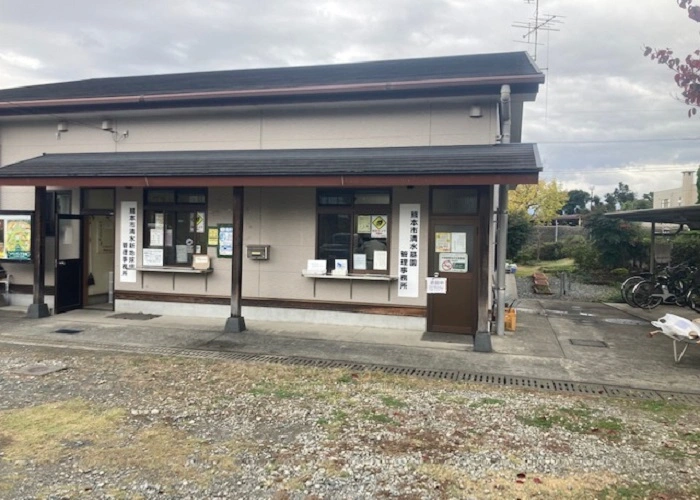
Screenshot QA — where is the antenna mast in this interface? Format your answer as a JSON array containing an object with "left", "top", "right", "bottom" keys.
[{"left": 512, "top": 0, "right": 563, "bottom": 63}]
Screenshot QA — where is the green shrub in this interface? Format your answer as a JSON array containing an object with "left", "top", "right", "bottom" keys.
[
  {"left": 516, "top": 246, "right": 537, "bottom": 264},
  {"left": 561, "top": 235, "right": 587, "bottom": 258},
  {"left": 671, "top": 232, "right": 700, "bottom": 267},
  {"left": 610, "top": 268, "right": 629, "bottom": 279},
  {"left": 507, "top": 211, "right": 533, "bottom": 260},
  {"left": 569, "top": 239, "right": 599, "bottom": 271},
  {"left": 539, "top": 241, "right": 564, "bottom": 261}
]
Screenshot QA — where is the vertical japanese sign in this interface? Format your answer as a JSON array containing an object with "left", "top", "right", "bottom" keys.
[
  {"left": 397, "top": 204, "right": 420, "bottom": 298},
  {"left": 119, "top": 201, "right": 137, "bottom": 283}
]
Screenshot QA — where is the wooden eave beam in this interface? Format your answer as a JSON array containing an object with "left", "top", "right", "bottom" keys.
[{"left": 0, "top": 173, "right": 539, "bottom": 188}]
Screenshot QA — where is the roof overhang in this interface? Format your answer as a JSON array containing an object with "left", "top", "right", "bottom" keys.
[
  {"left": 0, "top": 52, "right": 544, "bottom": 116},
  {"left": 0, "top": 144, "right": 541, "bottom": 188},
  {"left": 605, "top": 205, "right": 700, "bottom": 230},
  {"left": 0, "top": 82, "right": 543, "bottom": 117}
]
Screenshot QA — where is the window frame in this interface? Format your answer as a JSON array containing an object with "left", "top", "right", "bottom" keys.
[
  {"left": 143, "top": 188, "right": 208, "bottom": 267},
  {"left": 45, "top": 190, "right": 72, "bottom": 237},
  {"left": 316, "top": 188, "right": 392, "bottom": 275}
]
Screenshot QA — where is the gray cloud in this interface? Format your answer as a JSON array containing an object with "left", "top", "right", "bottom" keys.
[{"left": 0, "top": 0, "right": 697, "bottom": 199}]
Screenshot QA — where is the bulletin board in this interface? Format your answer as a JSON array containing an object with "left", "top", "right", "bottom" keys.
[
  {"left": 0, "top": 211, "right": 33, "bottom": 262},
  {"left": 217, "top": 224, "right": 233, "bottom": 258}
]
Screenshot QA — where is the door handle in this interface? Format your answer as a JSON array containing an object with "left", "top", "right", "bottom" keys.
[{"left": 58, "top": 261, "right": 66, "bottom": 266}]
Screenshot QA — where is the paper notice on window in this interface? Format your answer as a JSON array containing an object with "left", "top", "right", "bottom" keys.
[
  {"left": 196, "top": 212, "right": 205, "bottom": 233},
  {"left": 451, "top": 232, "right": 467, "bottom": 253},
  {"left": 373, "top": 250, "right": 387, "bottom": 271},
  {"left": 142, "top": 248, "right": 163, "bottom": 267},
  {"left": 353, "top": 253, "right": 367, "bottom": 270},
  {"left": 150, "top": 229, "right": 164, "bottom": 246},
  {"left": 371, "top": 215, "right": 388, "bottom": 238},
  {"left": 435, "top": 232, "right": 451, "bottom": 252},
  {"left": 154, "top": 213, "right": 164, "bottom": 229},
  {"left": 165, "top": 229, "right": 173, "bottom": 247},
  {"left": 61, "top": 225, "right": 73, "bottom": 245},
  {"left": 357, "top": 215, "right": 371, "bottom": 234},
  {"left": 176, "top": 245, "right": 189, "bottom": 264}
]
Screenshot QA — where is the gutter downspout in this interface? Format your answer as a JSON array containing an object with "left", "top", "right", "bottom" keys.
[
  {"left": 496, "top": 85, "right": 512, "bottom": 337},
  {"left": 476, "top": 85, "right": 511, "bottom": 353}
]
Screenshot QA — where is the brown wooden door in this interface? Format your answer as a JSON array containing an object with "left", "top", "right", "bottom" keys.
[{"left": 427, "top": 217, "right": 478, "bottom": 334}]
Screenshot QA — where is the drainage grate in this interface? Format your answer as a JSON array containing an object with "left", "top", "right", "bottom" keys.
[
  {"left": 108, "top": 313, "right": 161, "bottom": 320},
  {"left": 2, "top": 334, "right": 700, "bottom": 405},
  {"left": 54, "top": 328, "right": 82, "bottom": 335},
  {"left": 570, "top": 339, "right": 609, "bottom": 348},
  {"left": 604, "top": 387, "right": 661, "bottom": 400},
  {"left": 552, "top": 381, "right": 606, "bottom": 395},
  {"left": 656, "top": 392, "right": 700, "bottom": 405}
]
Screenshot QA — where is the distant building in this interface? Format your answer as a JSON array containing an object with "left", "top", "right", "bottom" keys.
[{"left": 653, "top": 170, "right": 698, "bottom": 209}]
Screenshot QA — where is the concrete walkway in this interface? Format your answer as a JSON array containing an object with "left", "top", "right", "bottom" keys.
[{"left": 1, "top": 297, "right": 699, "bottom": 394}]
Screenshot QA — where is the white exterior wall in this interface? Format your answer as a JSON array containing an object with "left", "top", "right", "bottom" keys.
[
  {"left": 0, "top": 100, "right": 497, "bottom": 166},
  {"left": 653, "top": 171, "right": 698, "bottom": 208},
  {"left": 0, "top": 98, "right": 497, "bottom": 320},
  {"left": 110, "top": 185, "right": 429, "bottom": 306}
]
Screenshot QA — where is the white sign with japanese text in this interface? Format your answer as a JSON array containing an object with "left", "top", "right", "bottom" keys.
[
  {"left": 426, "top": 277, "right": 447, "bottom": 294},
  {"left": 397, "top": 204, "right": 420, "bottom": 298},
  {"left": 119, "top": 201, "right": 137, "bottom": 283}
]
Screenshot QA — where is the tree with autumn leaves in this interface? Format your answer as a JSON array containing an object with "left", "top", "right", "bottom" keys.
[
  {"left": 508, "top": 180, "right": 568, "bottom": 260},
  {"left": 509, "top": 180, "right": 569, "bottom": 225},
  {"left": 644, "top": 0, "right": 700, "bottom": 117},
  {"left": 506, "top": 181, "right": 652, "bottom": 268}
]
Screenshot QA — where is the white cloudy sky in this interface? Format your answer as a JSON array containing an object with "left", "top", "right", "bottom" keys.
[{"left": 0, "top": 0, "right": 697, "bottom": 199}]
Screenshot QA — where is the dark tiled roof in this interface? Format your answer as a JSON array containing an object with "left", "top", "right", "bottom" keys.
[
  {"left": 0, "top": 52, "right": 542, "bottom": 102},
  {"left": 0, "top": 144, "right": 541, "bottom": 179}
]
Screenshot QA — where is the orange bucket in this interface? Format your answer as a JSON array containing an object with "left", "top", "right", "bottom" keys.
[{"left": 505, "top": 307, "right": 517, "bottom": 332}]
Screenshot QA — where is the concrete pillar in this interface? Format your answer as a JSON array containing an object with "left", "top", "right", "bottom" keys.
[
  {"left": 224, "top": 186, "right": 246, "bottom": 333},
  {"left": 27, "top": 186, "right": 50, "bottom": 318}
]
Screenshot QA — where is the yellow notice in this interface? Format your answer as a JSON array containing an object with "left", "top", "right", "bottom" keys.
[
  {"left": 207, "top": 227, "right": 219, "bottom": 246},
  {"left": 371, "top": 215, "right": 388, "bottom": 238},
  {"left": 357, "top": 215, "right": 371, "bottom": 233},
  {"left": 435, "top": 232, "right": 451, "bottom": 252}
]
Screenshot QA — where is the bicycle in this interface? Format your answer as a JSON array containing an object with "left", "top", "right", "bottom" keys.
[
  {"left": 620, "top": 272, "right": 652, "bottom": 307},
  {"left": 631, "top": 264, "right": 695, "bottom": 309},
  {"left": 683, "top": 271, "right": 700, "bottom": 313}
]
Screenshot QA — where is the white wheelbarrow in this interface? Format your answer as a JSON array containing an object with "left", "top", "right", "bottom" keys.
[{"left": 650, "top": 313, "right": 700, "bottom": 363}]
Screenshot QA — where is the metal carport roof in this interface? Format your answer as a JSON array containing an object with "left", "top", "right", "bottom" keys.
[{"left": 605, "top": 205, "right": 700, "bottom": 230}]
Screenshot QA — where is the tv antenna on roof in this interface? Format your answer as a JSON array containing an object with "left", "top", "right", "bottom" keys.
[{"left": 512, "top": 0, "right": 564, "bottom": 64}]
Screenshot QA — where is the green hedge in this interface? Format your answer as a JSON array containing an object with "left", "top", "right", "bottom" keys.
[{"left": 671, "top": 232, "right": 700, "bottom": 267}]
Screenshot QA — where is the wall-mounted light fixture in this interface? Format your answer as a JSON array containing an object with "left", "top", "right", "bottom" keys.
[
  {"left": 56, "top": 121, "right": 69, "bottom": 140},
  {"left": 469, "top": 105, "right": 482, "bottom": 118},
  {"left": 101, "top": 119, "right": 129, "bottom": 141}
]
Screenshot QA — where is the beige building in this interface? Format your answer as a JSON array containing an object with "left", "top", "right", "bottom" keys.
[
  {"left": 653, "top": 170, "right": 698, "bottom": 209},
  {"left": 0, "top": 53, "right": 543, "bottom": 349}
]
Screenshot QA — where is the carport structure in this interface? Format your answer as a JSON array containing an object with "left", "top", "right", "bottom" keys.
[{"left": 606, "top": 205, "right": 700, "bottom": 270}]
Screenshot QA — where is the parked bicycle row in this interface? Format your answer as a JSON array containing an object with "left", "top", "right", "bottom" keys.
[{"left": 620, "top": 263, "right": 700, "bottom": 312}]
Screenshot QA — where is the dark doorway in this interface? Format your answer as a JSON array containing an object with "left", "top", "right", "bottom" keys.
[{"left": 55, "top": 215, "right": 82, "bottom": 313}]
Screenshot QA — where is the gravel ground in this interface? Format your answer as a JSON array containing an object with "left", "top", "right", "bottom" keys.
[
  {"left": 516, "top": 275, "right": 618, "bottom": 302},
  {"left": 1, "top": 343, "right": 700, "bottom": 499}
]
